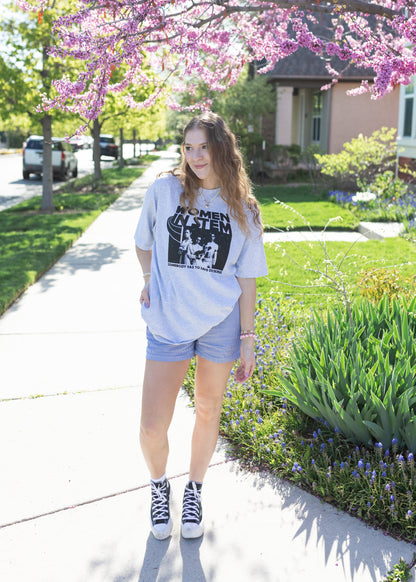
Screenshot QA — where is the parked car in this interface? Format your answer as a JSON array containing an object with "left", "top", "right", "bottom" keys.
[
  {"left": 22, "top": 136, "right": 78, "bottom": 180},
  {"left": 69, "top": 135, "right": 92, "bottom": 150},
  {"left": 99, "top": 134, "right": 119, "bottom": 159}
]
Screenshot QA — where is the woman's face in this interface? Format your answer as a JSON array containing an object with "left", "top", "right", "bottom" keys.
[{"left": 184, "top": 127, "right": 220, "bottom": 189}]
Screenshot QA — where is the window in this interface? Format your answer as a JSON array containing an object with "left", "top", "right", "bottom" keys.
[
  {"left": 312, "top": 92, "right": 322, "bottom": 142},
  {"left": 403, "top": 79, "right": 415, "bottom": 138}
]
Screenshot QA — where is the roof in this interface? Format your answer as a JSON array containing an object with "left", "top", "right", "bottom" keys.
[
  {"left": 265, "top": 12, "right": 375, "bottom": 85},
  {"left": 266, "top": 48, "right": 374, "bottom": 86}
]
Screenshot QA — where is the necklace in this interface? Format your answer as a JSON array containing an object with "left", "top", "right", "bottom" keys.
[{"left": 199, "top": 187, "right": 221, "bottom": 208}]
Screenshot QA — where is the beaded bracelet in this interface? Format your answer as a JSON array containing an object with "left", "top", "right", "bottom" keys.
[{"left": 240, "top": 331, "right": 256, "bottom": 340}]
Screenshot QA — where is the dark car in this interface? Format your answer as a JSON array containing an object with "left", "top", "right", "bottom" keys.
[
  {"left": 22, "top": 135, "right": 78, "bottom": 180},
  {"left": 99, "top": 134, "right": 119, "bottom": 159}
]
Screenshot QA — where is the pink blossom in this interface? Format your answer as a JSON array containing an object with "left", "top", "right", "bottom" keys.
[{"left": 14, "top": 0, "right": 416, "bottom": 120}]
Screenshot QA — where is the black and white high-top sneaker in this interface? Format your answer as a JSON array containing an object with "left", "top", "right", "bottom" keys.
[
  {"left": 150, "top": 479, "right": 172, "bottom": 540},
  {"left": 181, "top": 481, "right": 204, "bottom": 539}
]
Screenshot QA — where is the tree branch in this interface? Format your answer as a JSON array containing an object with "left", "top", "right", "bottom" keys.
[{"left": 213, "top": 0, "right": 398, "bottom": 20}]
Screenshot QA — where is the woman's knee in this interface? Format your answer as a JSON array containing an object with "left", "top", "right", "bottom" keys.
[
  {"left": 140, "top": 420, "right": 167, "bottom": 444},
  {"left": 194, "top": 394, "right": 222, "bottom": 424}
]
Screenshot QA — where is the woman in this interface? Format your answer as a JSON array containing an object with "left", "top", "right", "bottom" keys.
[{"left": 134, "top": 112, "right": 267, "bottom": 540}]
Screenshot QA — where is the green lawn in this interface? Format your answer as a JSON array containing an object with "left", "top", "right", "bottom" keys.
[
  {"left": 257, "top": 238, "right": 416, "bottom": 308},
  {"left": 0, "top": 163, "right": 153, "bottom": 315},
  {"left": 255, "top": 184, "right": 359, "bottom": 232}
]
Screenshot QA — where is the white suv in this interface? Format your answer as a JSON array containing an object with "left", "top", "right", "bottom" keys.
[{"left": 23, "top": 136, "right": 78, "bottom": 180}]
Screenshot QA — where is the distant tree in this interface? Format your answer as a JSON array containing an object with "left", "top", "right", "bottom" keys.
[
  {"left": 211, "top": 68, "right": 275, "bottom": 142},
  {"left": 1, "top": 1, "right": 79, "bottom": 210},
  {"left": 82, "top": 65, "right": 166, "bottom": 179}
]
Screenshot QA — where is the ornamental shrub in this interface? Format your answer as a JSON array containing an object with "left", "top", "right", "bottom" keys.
[
  {"left": 368, "top": 171, "right": 408, "bottom": 201},
  {"left": 275, "top": 296, "right": 416, "bottom": 452},
  {"left": 315, "top": 127, "right": 397, "bottom": 191},
  {"left": 357, "top": 268, "right": 415, "bottom": 304}
]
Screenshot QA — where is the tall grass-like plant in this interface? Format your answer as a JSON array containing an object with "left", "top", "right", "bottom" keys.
[{"left": 271, "top": 296, "right": 416, "bottom": 452}]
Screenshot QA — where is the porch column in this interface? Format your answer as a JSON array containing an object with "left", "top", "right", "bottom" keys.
[{"left": 275, "top": 86, "right": 293, "bottom": 145}]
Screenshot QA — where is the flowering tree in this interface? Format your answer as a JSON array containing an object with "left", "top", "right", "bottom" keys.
[{"left": 17, "top": 1, "right": 416, "bottom": 123}]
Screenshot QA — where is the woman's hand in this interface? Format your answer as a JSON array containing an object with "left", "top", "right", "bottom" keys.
[
  {"left": 235, "top": 337, "right": 255, "bottom": 383},
  {"left": 140, "top": 281, "right": 150, "bottom": 308}
]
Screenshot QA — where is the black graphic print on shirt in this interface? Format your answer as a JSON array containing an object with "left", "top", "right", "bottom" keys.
[{"left": 167, "top": 205, "right": 232, "bottom": 273}]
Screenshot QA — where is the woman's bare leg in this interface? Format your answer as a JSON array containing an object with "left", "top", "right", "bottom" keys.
[
  {"left": 189, "top": 356, "right": 234, "bottom": 482},
  {"left": 140, "top": 358, "right": 191, "bottom": 479}
]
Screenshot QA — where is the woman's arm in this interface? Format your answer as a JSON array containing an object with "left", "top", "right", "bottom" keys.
[
  {"left": 235, "top": 277, "right": 257, "bottom": 383},
  {"left": 136, "top": 246, "right": 152, "bottom": 307}
]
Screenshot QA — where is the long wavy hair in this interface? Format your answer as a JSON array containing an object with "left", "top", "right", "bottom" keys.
[{"left": 173, "top": 112, "right": 263, "bottom": 235}]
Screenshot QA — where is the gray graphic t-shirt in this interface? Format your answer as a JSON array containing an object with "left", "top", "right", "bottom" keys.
[{"left": 134, "top": 174, "right": 268, "bottom": 343}]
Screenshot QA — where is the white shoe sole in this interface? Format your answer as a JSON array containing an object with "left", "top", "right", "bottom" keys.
[
  {"left": 181, "top": 521, "right": 204, "bottom": 539},
  {"left": 151, "top": 517, "right": 173, "bottom": 540}
]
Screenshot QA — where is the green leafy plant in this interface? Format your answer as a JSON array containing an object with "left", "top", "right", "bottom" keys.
[
  {"left": 315, "top": 127, "right": 397, "bottom": 191},
  {"left": 270, "top": 296, "right": 416, "bottom": 452},
  {"left": 383, "top": 555, "right": 416, "bottom": 582},
  {"left": 369, "top": 171, "right": 408, "bottom": 201}
]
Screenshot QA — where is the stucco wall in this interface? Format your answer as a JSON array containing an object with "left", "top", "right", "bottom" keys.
[{"left": 328, "top": 83, "right": 400, "bottom": 153}]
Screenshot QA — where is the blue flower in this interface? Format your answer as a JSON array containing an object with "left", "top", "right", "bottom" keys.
[{"left": 357, "top": 459, "right": 364, "bottom": 469}]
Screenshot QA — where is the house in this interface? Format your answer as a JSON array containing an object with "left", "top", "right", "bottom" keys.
[
  {"left": 262, "top": 47, "right": 400, "bottom": 155},
  {"left": 397, "top": 79, "right": 416, "bottom": 173}
]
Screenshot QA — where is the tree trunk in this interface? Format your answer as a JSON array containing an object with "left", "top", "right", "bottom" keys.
[
  {"left": 92, "top": 118, "right": 102, "bottom": 181},
  {"left": 119, "top": 127, "right": 124, "bottom": 168},
  {"left": 133, "top": 129, "right": 136, "bottom": 158},
  {"left": 41, "top": 114, "right": 54, "bottom": 211}
]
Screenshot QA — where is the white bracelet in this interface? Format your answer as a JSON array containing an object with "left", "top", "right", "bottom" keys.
[{"left": 143, "top": 272, "right": 151, "bottom": 278}]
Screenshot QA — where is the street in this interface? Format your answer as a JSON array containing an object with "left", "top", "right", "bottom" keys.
[{"left": 0, "top": 143, "right": 151, "bottom": 211}]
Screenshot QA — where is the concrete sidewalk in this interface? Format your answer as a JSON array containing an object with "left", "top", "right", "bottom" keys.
[{"left": 1, "top": 152, "right": 415, "bottom": 582}]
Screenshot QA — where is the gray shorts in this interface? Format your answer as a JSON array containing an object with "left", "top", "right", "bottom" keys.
[{"left": 146, "top": 302, "right": 241, "bottom": 363}]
